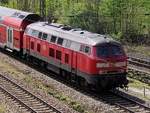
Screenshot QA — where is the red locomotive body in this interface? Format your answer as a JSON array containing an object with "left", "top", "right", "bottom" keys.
[
  {"left": 0, "top": 6, "right": 128, "bottom": 90},
  {"left": 23, "top": 22, "right": 128, "bottom": 89}
]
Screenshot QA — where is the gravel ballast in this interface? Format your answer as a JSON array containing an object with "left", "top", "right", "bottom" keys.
[{"left": 0, "top": 51, "right": 122, "bottom": 113}]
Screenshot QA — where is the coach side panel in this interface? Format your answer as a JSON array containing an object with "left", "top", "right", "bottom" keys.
[{"left": 0, "top": 25, "right": 6, "bottom": 48}]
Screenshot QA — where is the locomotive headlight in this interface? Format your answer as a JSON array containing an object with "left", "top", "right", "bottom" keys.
[
  {"left": 115, "top": 62, "right": 126, "bottom": 67},
  {"left": 96, "top": 63, "right": 109, "bottom": 68}
]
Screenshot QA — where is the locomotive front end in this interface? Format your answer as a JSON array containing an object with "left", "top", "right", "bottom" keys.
[{"left": 92, "top": 42, "right": 128, "bottom": 90}]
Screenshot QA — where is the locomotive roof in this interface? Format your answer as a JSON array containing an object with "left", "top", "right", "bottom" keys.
[{"left": 27, "top": 22, "right": 120, "bottom": 46}]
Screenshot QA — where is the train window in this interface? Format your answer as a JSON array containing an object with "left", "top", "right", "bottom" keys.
[
  {"left": 31, "top": 30, "right": 39, "bottom": 37},
  {"left": 0, "top": 17, "right": 3, "bottom": 22},
  {"left": 37, "top": 44, "right": 41, "bottom": 52},
  {"left": 85, "top": 46, "right": 91, "bottom": 54},
  {"left": 31, "top": 42, "right": 34, "bottom": 50},
  {"left": 111, "top": 45, "right": 124, "bottom": 56},
  {"left": 96, "top": 46, "right": 109, "bottom": 57},
  {"left": 42, "top": 33, "right": 48, "bottom": 40},
  {"left": 38, "top": 32, "right": 42, "bottom": 39},
  {"left": 56, "top": 50, "right": 61, "bottom": 60},
  {"left": 18, "top": 15, "right": 25, "bottom": 19},
  {"left": 96, "top": 44, "right": 124, "bottom": 57},
  {"left": 65, "top": 40, "right": 71, "bottom": 47},
  {"left": 57, "top": 38, "right": 64, "bottom": 45},
  {"left": 49, "top": 48, "right": 55, "bottom": 57},
  {"left": 80, "top": 45, "right": 91, "bottom": 54},
  {"left": 11, "top": 12, "right": 21, "bottom": 17},
  {"left": 50, "top": 35, "right": 57, "bottom": 43},
  {"left": 65, "top": 54, "right": 69, "bottom": 63}
]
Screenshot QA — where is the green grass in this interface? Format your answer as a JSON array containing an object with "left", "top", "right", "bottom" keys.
[
  {"left": 128, "top": 78, "right": 150, "bottom": 89},
  {"left": 0, "top": 104, "right": 6, "bottom": 113},
  {"left": 125, "top": 45, "right": 150, "bottom": 57},
  {"left": 128, "top": 77, "right": 150, "bottom": 100},
  {"left": 24, "top": 76, "right": 88, "bottom": 113}
]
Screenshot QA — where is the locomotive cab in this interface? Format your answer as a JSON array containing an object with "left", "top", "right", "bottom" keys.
[{"left": 90, "top": 42, "right": 128, "bottom": 89}]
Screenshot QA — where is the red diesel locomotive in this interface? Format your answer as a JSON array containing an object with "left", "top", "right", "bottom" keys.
[{"left": 0, "top": 6, "right": 128, "bottom": 90}]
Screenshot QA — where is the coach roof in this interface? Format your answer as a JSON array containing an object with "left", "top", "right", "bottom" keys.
[
  {"left": 0, "top": 6, "right": 40, "bottom": 21},
  {"left": 27, "top": 22, "right": 120, "bottom": 46}
]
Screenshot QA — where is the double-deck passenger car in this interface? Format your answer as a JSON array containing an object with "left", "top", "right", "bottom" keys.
[{"left": 0, "top": 6, "right": 40, "bottom": 52}]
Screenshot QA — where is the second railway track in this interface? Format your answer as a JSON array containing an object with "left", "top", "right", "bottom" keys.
[
  {"left": 98, "top": 90, "right": 150, "bottom": 113},
  {"left": 128, "top": 56, "right": 150, "bottom": 69},
  {"left": 0, "top": 49, "right": 150, "bottom": 113},
  {"left": 0, "top": 73, "right": 61, "bottom": 113}
]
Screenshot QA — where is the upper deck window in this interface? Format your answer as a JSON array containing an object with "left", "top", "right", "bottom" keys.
[
  {"left": 18, "top": 15, "right": 25, "bottom": 19},
  {"left": 0, "top": 16, "right": 3, "bottom": 22},
  {"left": 11, "top": 12, "right": 21, "bottom": 17}
]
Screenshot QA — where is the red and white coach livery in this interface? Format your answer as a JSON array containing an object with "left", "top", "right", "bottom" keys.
[
  {"left": 23, "top": 22, "right": 128, "bottom": 89},
  {"left": 0, "top": 6, "right": 128, "bottom": 90},
  {"left": 0, "top": 6, "right": 40, "bottom": 51}
]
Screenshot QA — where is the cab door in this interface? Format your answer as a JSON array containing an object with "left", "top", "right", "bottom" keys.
[{"left": 6, "top": 27, "right": 13, "bottom": 49}]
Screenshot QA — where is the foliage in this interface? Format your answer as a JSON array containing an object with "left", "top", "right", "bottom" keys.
[{"left": 0, "top": 0, "right": 149, "bottom": 43}]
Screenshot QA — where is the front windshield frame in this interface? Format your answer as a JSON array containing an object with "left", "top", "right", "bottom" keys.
[{"left": 96, "top": 44, "right": 125, "bottom": 58}]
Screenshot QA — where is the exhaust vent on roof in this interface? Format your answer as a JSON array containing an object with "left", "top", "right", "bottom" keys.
[
  {"left": 80, "top": 31, "right": 84, "bottom": 34},
  {"left": 46, "top": 23, "right": 63, "bottom": 28},
  {"left": 61, "top": 25, "right": 72, "bottom": 31}
]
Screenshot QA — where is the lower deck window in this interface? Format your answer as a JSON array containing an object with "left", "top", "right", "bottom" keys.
[
  {"left": 56, "top": 50, "right": 61, "bottom": 60},
  {"left": 31, "top": 42, "right": 34, "bottom": 50},
  {"left": 37, "top": 44, "right": 41, "bottom": 52},
  {"left": 65, "top": 54, "right": 69, "bottom": 63},
  {"left": 49, "top": 48, "right": 55, "bottom": 57}
]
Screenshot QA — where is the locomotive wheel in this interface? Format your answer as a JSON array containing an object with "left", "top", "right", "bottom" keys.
[{"left": 79, "top": 78, "right": 89, "bottom": 90}]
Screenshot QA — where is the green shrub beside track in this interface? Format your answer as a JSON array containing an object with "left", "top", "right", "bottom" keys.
[{"left": 128, "top": 68, "right": 150, "bottom": 85}]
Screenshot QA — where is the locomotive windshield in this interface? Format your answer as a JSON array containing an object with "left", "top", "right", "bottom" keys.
[{"left": 96, "top": 44, "right": 125, "bottom": 57}]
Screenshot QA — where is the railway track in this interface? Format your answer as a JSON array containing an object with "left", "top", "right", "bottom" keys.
[
  {"left": 0, "top": 73, "right": 61, "bottom": 113},
  {"left": 0, "top": 49, "right": 150, "bottom": 113},
  {"left": 127, "top": 55, "right": 150, "bottom": 84},
  {"left": 128, "top": 56, "right": 150, "bottom": 70},
  {"left": 98, "top": 90, "right": 150, "bottom": 113}
]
